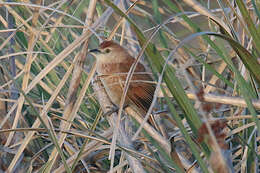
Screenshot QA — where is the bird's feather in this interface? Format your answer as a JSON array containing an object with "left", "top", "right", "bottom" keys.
[{"left": 97, "top": 44, "right": 155, "bottom": 115}]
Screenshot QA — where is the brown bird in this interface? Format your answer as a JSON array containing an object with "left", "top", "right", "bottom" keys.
[{"left": 90, "top": 40, "right": 155, "bottom": 116}]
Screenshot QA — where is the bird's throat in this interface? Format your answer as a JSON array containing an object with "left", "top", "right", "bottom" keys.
[{"left": 97, "top": 62, "right": 129, "bottom": 74}]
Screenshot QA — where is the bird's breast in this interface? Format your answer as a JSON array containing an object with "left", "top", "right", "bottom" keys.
[
  {"left": 100, "top": 75, "right": 126, "bottom": 106},
  {"left": 97, "top": 62, "right": 128, "bottom": 106}
]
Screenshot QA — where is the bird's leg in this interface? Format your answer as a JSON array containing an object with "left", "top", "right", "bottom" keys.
[
  {"left": 103, "top": 104, "right": 129, "bottom": 117},
  {"left": 103, "top": 105, "right": 117, "bottom": 117}
]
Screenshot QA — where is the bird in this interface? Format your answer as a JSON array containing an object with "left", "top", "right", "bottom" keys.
[{"left": 90, "top": 40, "right": 155, "bottom": 117}]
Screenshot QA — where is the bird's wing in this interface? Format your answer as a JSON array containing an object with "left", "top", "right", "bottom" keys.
[
  {"left": 128, "top": 62, "right": 155, "bottom": 113},
  {"left": 127, "top": 79, "right": 155, "bottom": 114},
  {"left": 118, "top": 57, "right": 155, "bottom": 113}
]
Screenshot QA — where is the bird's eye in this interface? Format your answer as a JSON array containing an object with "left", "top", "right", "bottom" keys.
[{"left": 105, "top": 49, "right": 111, "bottom": 53}]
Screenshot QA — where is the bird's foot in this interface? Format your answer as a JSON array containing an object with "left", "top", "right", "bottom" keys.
[{"left": 103, "top": 104, "right": 129, "bottom": 116}]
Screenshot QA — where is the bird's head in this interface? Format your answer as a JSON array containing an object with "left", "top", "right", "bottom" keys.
[{"left": 89, "top": 40, "right": 128, "bottom": 63}]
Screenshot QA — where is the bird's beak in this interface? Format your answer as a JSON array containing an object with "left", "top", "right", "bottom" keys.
[{"left": 89, "top": 48, "right": 101, "bottom": 54}]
